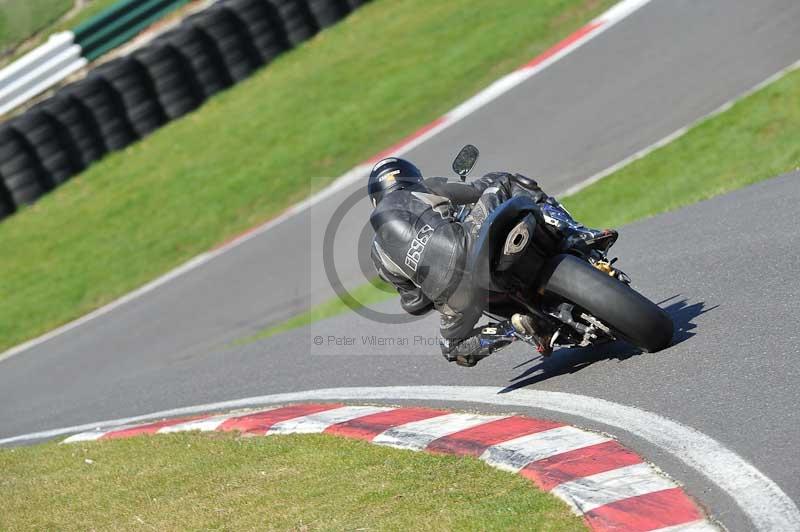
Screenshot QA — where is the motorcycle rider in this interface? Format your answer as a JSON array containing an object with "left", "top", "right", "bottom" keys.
[{"left": 368, "top": 156, "right": 566, "bottom": 367}]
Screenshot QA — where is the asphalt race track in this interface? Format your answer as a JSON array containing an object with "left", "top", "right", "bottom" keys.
[{"left": 2, "top": 2, "right": 800, "bottom": 530}]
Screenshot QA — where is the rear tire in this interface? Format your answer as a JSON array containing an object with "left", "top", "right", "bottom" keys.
[{"left": 539, "top": 254, "right": 673, "bottom": 352}]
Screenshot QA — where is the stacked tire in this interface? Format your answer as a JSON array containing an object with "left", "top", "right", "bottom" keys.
[
  {"left": 62, "top": 75, "right": 138, "bottom": 151},
  {"left": 224, "top": 0, "right": 290, "bottom": 64},
  {"left": 134, "top": 44, "right": 202, "bottom": 120},
  {"left": 307, "top": 0, "right": 350, "bottom": 28},
  {"left": 34, "top": 93, "right": 106, "bottom": 170},
  {"left": 267, "top": 0, "right": 318, "bottom": 46},
  {"left": 96, "top": 57, "right": 167, "bottom": 138},
  {"left": 0, "top": 0, "right": 370, "bottom": 221},
  {"left": 0, "top": 126, "right": 50, "bottom": 208},
  {"left": 155, "top": 26, "right": 233, "bottom": 99},
  {"left": 10, "top": 110, "right": 81, "bottom": 187},
  {"left": 0, "top": 175, "right": 14, "bottom": 218},
  {"left": 185, "top": 7, "right": 263, "bottom": 83}
]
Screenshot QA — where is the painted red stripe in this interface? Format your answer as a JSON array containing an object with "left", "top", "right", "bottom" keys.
[
  {"left": 101, "top": 416, "right": 205, "bottom": 439},
  {"left": 218, "top": 404, "right": 343, "bottom": 435},
  {"left": 520, "top": 440, "right": 643, "bottom": 491},
  {"left": 365, "top": 23, "right": 602, "bottom": 167},
  {"left": 324, "top": 407, "right": 447, "bottom": 440},
  {"left": 584, "top": 487, "right": 704, "bottom": 532},
  {"left": 365, "top": 117, "right": 447, "bottom": 165},
  {"left": 426, "top": 416, "right": 563, "bottom": 457},
  {"left": 521, "top": 21, "right": 603, "bottom": 71},
  {"left": 210, "top": 23, "right": 602, "bottom": 254},
  {"left": 213, "top": 223, "right": 267, "bottom": 250}
]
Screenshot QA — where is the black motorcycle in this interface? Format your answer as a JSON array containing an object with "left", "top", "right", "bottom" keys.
[{"left": 452, "top": 144, "right": 674, "bottom": 356}]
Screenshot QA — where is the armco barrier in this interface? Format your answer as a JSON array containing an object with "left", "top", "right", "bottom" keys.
[
  {"left": 0, "top": 32, "right": 87, "bottom": 117},
  {"left": 0, "top": 0, "right": 370, "bottom": 220},
  {"left": 0, "top": 0, "right": 192, "bottom": 118},
  {"left": 75, "top": 0, "right": 192, "bottom": 61}
]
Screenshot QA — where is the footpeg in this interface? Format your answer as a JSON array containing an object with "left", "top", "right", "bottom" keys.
[{"left": 511, "top": 314, "right": 553, "bottom": 356}]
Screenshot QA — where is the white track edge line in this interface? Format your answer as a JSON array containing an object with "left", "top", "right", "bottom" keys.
[
  {"left": 0, "top": 0, "right": 654, "bottom": 364},
  {"left": 3, "top": 385, "right": 796, "bottom": 531},
  {"left": 560, "top": 58, "right": 800, "bottom": 198}
]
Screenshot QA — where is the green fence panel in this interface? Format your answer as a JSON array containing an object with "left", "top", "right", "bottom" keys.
[
  {"left": 74, "top": 0, "right": 190, "bottom": 60},
  {"left": 74, "top": 0, "right": 148, "bottom": 41}
]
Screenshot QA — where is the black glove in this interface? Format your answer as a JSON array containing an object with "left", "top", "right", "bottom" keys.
[{"left": 511, "top": 173, "right": 548, "bottom": 203}]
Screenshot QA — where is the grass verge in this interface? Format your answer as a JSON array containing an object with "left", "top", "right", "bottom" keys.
[
  {"left": 561, "top": 66, "right": 800, "bottom": 228},
  {"left": 0, "top": 0, "right": 72, "bottom": 54},
  {"left": 254, "top": 64, "right": 800, "bottom": 339},
  {"left": 0, "top": 0, "right": 617, "bottom": 353},
  {"left": 0, "top": 0, "right": 122, "bottom": 65},
  {"left": 0, "top": 432, "right": 586, "bottom": 531}
]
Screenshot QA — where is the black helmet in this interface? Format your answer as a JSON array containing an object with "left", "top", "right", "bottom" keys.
[{"left": 367, "top": 157, "right": 423, "bottom": 206}]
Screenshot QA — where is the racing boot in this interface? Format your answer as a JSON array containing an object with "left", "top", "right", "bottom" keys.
[
  {"left": 440, "top": 323, "right": 515, "bottom": 367},
  {"left": 511, "top": 313, "right": 553, "bottom": 356}
]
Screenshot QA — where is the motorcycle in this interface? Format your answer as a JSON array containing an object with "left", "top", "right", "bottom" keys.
[{"left": 451, "top": 144, "right": 674, "bottom": 356}]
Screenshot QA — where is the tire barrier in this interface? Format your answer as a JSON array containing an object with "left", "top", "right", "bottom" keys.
[
  {"left": 62, "top": 75, "right": 139, "bottom": 152},
  {"left": 134, "top": 44, "right": 203, "bottom": 120},
  {"left": 308, "top": 0, "right": 350, "bottom": 28},
  {"left": 154, "top": 27, "right": 233, "bottom": 99},
  {"left": 270, "top": 0, "right": 319, "bottom": 46},
  {"left": 0, "top": 0, "right": 371, "bottom": 220},
  {"left": 0, "top": 178, "right": 14, "bottom": 218},
  {"left": 225, "top": 0, "right": 291, "bottom": 64},
  {"left": 11, "top": 110, "right": 82, "bottom": 187},
  {"left": 33, "top": 93, "right": 107, "bottom": 171},
  {"left": 185, "top": 7, "right": 263, "bottom": 83},
  {"left": 0, "top": 125, "right": 51, "bottom": 207},
  {"left": 96, "top": 57, "right": 168, "bottom": 138}
]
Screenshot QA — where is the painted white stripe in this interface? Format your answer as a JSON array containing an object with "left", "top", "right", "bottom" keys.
[
  {"left": 61, "top": 430, "right": 110, "bottom": 443},
  {"left": 10, "top": 387, "right": 792, "bottom": 530},
  {"left": 597, "top": 0, "right": 652, "bottom": 24},
  {"left": 0, "top": 0, "right": 655, "bottom": 364},
  {"left": 267, "top": 405, "right": 392, "bottom": 434},
  {"left": 650, "top": 520, "right": 720, "bottom": 532},
  {"left": 552, "top": 462, "right": 676, "bottom": 514},
  {"left": 60, "top": 422, "right": 143, "bottom": 443},
  {"left": 480, "top": 425, "right": 610, "bottom": 472},
  {"left": 157, "top": 414, "right": 233, "bottom": 433},
  {"left": 373, "top": 413, "right": 506, "bottom": 450}
]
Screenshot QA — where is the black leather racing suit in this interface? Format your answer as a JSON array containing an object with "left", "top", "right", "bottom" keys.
[{"left": 369, "top": 172, "right": 548, "bottom": 347}]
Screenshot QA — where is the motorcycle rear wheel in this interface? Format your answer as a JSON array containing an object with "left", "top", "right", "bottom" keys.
[{"left": 539, "top": 254, "right": 674, "bottom": 352}]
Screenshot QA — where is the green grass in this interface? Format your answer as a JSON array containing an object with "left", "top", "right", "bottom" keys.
[
  {"left": 0, "top": 0, "right": 617, "bottom": 353},
  {"left": 0, "top": 0, "right": 73, "bottom": 53},
  {"left": 58, "top": 0, "right": 121, "bottom": 30},
  {"left": 0, "top": 432, "right": 586, "bottom": 531},
  {"left": 256, "top": 65, "right": 800, "bottom": 339},
  {"left": 0, "top": 0, "right": 127, "bottom": 66},
  {"left": 560, "top": 67, "right": 800, "bottom": 228}
]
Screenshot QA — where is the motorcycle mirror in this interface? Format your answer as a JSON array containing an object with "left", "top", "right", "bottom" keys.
[{"left": 452, "top": 144, "right": 479, "bottom": 181}]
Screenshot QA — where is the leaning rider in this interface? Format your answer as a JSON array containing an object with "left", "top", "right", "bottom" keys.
[{"left": 368, "top": 156, "right": 564, "bottom": 367}]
